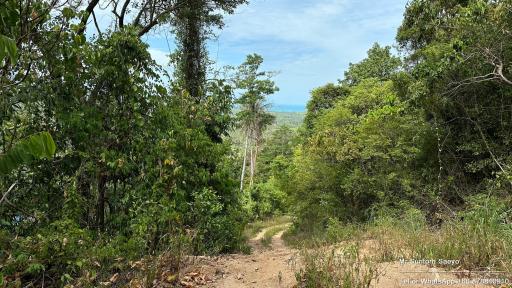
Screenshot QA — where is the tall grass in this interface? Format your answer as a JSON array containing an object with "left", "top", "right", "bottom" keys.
[
  {"left": 295, "top": 243, "right": 379, "bottom": 288},
  {"left": 369, "top": 195, "right": 512, "bottom": 272},
  {"left": 283, "top": 218, "right": 363, "bottom": 248},
  {"left": 260, "top": 225, "right": 289, "bottom": 247},
  {"left": 244, "top": 215, "right": 291, "bottom": 239},
  {"left": 290, "top": 194, "right": 512, "bottom": 286}
]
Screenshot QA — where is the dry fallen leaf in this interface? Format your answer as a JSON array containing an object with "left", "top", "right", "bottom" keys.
[
  {"left": 109, "top": 273, "right": 119, "bottom": 283},
  {"left": 180, "top": 280, "right": 195, "bottom": 288},
  {"left": 166, "top": 273, "right": 177, "bottom": 283}
]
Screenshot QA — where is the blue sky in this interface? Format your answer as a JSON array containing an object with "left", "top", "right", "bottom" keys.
[{"left": 96, "top": 0, "right": 409, "bottom": 109}]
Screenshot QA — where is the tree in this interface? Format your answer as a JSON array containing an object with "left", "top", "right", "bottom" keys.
[
  {"left": 397, "top": 0, "right": 512, "bottom": 206},
  {"left": 171, "top": 0, "right": 246, "bottom": 142},
  {"left": 304, "top": 83, "right": 349, "bottom": 132},
  {"left": 342, "top": 43, "right": 401, "bottom": 86},
  {"left": 235, "top": 54, "right": 278, "bottom": 191},
  {"left": 0, "top": 2, "right": 57, "bottom": 207},
  {"left": 290, "top": 79, "right": 428, "bottom": 227},
  {"left": 0, "top": 1, "right": 249, "bottom": 285}
]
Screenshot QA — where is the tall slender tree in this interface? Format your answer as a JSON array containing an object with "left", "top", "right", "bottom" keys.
[{"left": 235, "top": 54, "right": 278, "bottom": 191}]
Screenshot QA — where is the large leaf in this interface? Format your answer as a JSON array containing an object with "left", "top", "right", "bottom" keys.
[
  {"left": 0, "top": 34, "right": 17, "bottom": 64},
  {"left": 0, "top": 132, "right": 56, "bottom": 175}
]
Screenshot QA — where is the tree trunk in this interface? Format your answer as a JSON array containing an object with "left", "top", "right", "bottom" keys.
[
  {"left": 240, "top": 132, "right": 249, "bottom": 191},
  {"left": 249, "top": 140, "right": 253, "bottom": 188},
  {"left": 253, "top": 141, "right": 260, "bottom": 181},
  {"left": 249, "top": 145, "right": 255, "bottom": 188},
  {"left": 97, "top": 172, "right": 107, "bottom": 231},
  {"left": 77, "top": 170, "right": 91, "bottom": 228}
]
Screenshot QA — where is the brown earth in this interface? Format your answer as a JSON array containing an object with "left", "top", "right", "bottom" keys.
[
  {"left": 180, "top": 225, "right": 298, "bottom": 288},
  {"left": 179, "top": 226, "right": 502, "bottom": 288}
]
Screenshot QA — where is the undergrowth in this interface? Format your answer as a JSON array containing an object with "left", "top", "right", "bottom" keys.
[
  {"left": 289, "top": 195, "right": 512, "bottom": 286},
  {"left": 244, "top": 215, "right": 291, "bottom": 239},
  {"left": 295, "top": 243, "right": 379, "bottom": 288},
  {"left": 260, "top": 225, "right": 289, "bottom": 247}
]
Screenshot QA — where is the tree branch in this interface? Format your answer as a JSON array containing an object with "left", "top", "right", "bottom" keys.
[
  {"left": 137, "top": 9, "right": 171, "bottom": 37},
  {"left": 134, "top": 0, "right": 187, "bottom": 37},
  {"left": 0, "top": 182, "right": 18, "bottom": 206},
  {"left": 495, "top": 61, "right": 512, "bottom": 85},
  {"left": 77, "top": 0, "right": 101, "bottom": 35},
  {"left": 92, "top": 10, "right": 102, "bottom": 37},
  {"left": 119, "top": 0, "right": 131, "bottom": 28}
]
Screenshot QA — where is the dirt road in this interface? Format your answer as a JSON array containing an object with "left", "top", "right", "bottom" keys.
[
  {"left": 181, "top": 224, "right": 298, "bottom": 288},
  {"left": 180, "top": 226, "right": 498, "bottom": 288}
]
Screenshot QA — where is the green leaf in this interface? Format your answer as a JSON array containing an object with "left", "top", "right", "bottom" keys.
[
  {"left": 0, "top": 132, "right": 57, "bottom": 175},
  {"left": 62, "top": 7, "right": 75, "bottom": 20},
  {"left": 0, "top": 34, "right": 17, "bottom": 64}
]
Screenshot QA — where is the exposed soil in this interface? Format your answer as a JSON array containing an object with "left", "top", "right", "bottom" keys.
[
  {"left": 180, "top": 224, "right": 298, "bottom": 288},
  {"left": 180, "top": 227, "right": 500, "bottom": 288}
]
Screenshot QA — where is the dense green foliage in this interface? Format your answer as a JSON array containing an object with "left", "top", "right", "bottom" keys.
[
  {"left": 288, "top": 79, "right": 430, "bottom": 231},
  {"left": 283, "top": 1, "right": 512, "bottom": 264},
  {"left": 0, "top": 0, "right": 250, "bottom": 286},
  {"left": 342, "top": 43, "right": 401, "bottom": 86},
  {"left": 0, "top": 132, "right": 56, "bottom": 175},
  {"left": 2, "top": 0, "right": 512, "bottom": 286},
  {"left": 303, "top": 84, "right": 349, "bottom": 133}
]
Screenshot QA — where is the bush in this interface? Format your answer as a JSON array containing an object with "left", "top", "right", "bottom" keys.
[
  {"left": 190, "top": 188, "right": 248, "bottom": 254},
  {"left": 2, "top": 220, "right": 92, "bottom": 286},
  {"left": 245, "top": 180, "right": 288, "bottom": 220},
  {"left": 367, "top": 195, "right": 512, "bottom": 271},
  {"left": 325, "top": 218, "right": 361, "bottom": 244}
]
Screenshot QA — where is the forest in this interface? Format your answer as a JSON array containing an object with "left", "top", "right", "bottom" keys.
[{"left": 1, "top": 0, "right": 512, "bottom": 287}]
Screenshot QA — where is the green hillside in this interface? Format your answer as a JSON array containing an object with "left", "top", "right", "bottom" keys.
[
  {"left": 228, "top": 111, "right": 305, "bottom": 149},
  {"left": 270, "top": 111, "right": 305, "bottom": 129}
]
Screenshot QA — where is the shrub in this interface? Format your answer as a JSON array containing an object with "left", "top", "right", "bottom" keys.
[
  {"left": 190, "top": 188, "right": 248, "bottom": 254},
  {"left": 2, "top": 220, "right": 92, "bottom": 286},
  {"left": 367, "top": 195, "right": 512, "bottom": 271},
  {"left": 295, "top": 243, "right": 379, "bottom": 288},
  {"left": 246, "top": 180, "right": 288, "bottom": 220}
]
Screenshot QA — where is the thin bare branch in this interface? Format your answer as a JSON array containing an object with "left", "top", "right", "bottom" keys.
[
  {"left": 0, "top": 182, "right": 18, "bottom": 206},
  {"left": 77, "top": 0, "right": 100, "bottom": 35},
  {"left": 119, "top": 0, "right": 131, "bottom": 28}
]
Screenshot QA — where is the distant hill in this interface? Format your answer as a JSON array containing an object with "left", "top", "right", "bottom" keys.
[
  {"left": 228, "top": 111, "right": 305, "bottom": 149},
  {"left": 270, "top": 111, "right": 305, "bottom": 129}
]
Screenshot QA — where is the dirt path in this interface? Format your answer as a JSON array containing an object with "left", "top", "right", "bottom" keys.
[
  {"left": 375, "top": 261, "right": 495, "bottom": 288},
  {"left": 182, "top": 224, "right": 298, "bottom": 288},
  {"left": 180, "top": 229, "right": 499, "bottom": 288}
]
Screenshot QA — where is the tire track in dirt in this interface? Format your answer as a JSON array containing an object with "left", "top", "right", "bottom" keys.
[
  {"left": 182, "top": 224, "right": 298, "bottom": 288},
  {"left": 180, "top": 228, "right": 499, "bottom": 288}
]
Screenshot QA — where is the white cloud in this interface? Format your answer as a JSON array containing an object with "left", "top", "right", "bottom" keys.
[
  {"left": 220, "top": 0, "right": 351, "bottom": 52},
  {"left": 148, "top": 48, "right": 170, "bottom": 67},
  {"left": 211, "top": 0, "right": 408, "bottom": 105}
]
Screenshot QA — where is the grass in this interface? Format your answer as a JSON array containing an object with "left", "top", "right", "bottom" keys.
[
  {"left": 369, "top": 217, "right": 512, "bottom": 272},
  {"left": 365, "top": 197, "right": 512, "bottom": 272},
  {"left": 243, "top": 215, "right": 291, "bottom": 239},
  {"left": 295, "top": 242, "right": 379, "bottom": 288},
  {"left": 260, "top": 225, "right": 289, "bottom": 247},
  {"left": 289, "top": 197, "right": 512, "bottom": 286},
  {"left": 283, "top": 218, "right": 363, "bottom": 248}
]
